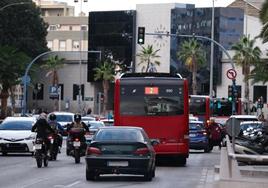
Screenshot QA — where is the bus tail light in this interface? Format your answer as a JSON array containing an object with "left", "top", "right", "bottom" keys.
[
  {"left": 134, "top": 147, "right": 150, "bottom": 155},
  {"left": 87, "top": 147, "right": 101, "bottom": 155}
]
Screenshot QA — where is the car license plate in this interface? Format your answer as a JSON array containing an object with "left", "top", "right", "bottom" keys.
[
  {"left": 73, "top": 141, "right": 80, "bottom": 147},
  {"left": 34, "top": 144, "right": 42, "bottom": 150},
  {"left": 189, "top": 133, "right": 196, "bottom": 137},
  {"left": 50, "top": 139, "right": 54, "bottom": 144},
  {"left": 107, "top": 161, "right": 128, "bottom": 167}
]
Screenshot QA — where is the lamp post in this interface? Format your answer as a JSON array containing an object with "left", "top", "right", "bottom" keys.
[
  {"left": 209, "top": 0, "right": 215, "bottom": 99},
  {"left": 74, "top": 0, "right": 87, "bottom": 113},
  {"left": 0, "top": 2, "right": 31, "bottom": 11}
]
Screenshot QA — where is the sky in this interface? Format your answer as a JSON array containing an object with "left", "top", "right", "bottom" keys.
[{"left": 57, "top": 0, "right": 235, "bottom": 14}]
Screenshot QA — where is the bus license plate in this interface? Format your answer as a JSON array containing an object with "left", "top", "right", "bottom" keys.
[
  {"left": 73, "top": 141, "right": 80, "bottom": 147},
  {"left": 189, "top": 134, "right": 196, "bottom": 137},
  {"left": 34, "top": 144, "right": 42, "bottom": 150},
  {"left": 108, "top": 161, "right": 128, "bottom": 167}
]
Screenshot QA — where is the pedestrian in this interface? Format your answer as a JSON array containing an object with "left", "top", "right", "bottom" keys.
[
  {"left": 207, "top": 118, "right": 223, "bottom": 150},
  {"left": 87, "top": 108, "right": 92, "bottom": 115}
]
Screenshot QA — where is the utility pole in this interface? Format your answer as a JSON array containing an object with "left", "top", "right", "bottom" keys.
[{"left": 209, "top": 0, "right": 215, "bottom": 99}]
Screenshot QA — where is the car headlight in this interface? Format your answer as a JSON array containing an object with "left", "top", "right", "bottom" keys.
[{"left": 25, "top": 134, "right": 36, "bottom": 140}]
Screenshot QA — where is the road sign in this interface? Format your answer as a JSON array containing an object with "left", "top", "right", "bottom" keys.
[
  {"left": 49, "top": 85, "right": 59, "bottom": 99},
  {"left": 226, "top": 69, "right": 237, "bottom": 80},
  {"left": 225, "top": 117, "right": 241, "bottom": 137}
]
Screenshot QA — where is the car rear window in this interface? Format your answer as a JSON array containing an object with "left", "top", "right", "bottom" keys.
[
  {"left": 189, "top": 123, "right": 205, "bottom": 130},
  {"left": 95, "top": 129, "right": 144, "bottom": 142}
]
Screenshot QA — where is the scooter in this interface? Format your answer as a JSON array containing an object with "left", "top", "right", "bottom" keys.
[{"left": 34, "top": 138, "right": 49, "bottom": 168}]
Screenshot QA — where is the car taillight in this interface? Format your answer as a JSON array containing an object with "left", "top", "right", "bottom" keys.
[
  {"left": 75, "top": 138, "right": 80, "bottom": 142},
  {"left": 198, "top": 131, "right": 207, "bottom": 136},
  {"left": 134, "top": 147, "right": 150, "bottom": 155},
  {"left": 87, "top": 147, "right": 101, "bottom": 155},
  {"left": 48, "top": 136, "right": 53, "bottom": 139}
]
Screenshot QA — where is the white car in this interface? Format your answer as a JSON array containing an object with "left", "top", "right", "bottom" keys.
[
  {"left": 48, "top": 111, "right": 74, "bottom": 130},
  {"left": 0, "top": 117, "right": 37, "bottom": 155}
]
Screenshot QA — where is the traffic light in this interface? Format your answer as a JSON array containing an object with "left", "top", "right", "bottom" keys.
[
  {"left": 228, "top": 85, "right": 233, "bottom": 101},
  {"left": 137, "top": 27, "right": 145, "bottom": 44}
]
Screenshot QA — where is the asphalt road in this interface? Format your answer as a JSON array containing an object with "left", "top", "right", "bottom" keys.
[{"left": 0, "top": 147, "right": 220, "bottom": 188}]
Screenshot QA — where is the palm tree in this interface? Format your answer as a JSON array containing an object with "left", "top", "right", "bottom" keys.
[
  {"left": 41, "top": 55, "right": 64, "bottom": 111},
  {"left": 259, "top": 0, "right": 268, "bottom": 43},
  {"left": 94, "top": 59, "right": 115, "bottom": 114},
  {"left": 136, "top": 45, "right": 160, "bottom": 72},
  {"left": 231, "top": 35, "right": 261, "bottom": 114},
  {"left": 0, "top": 45, "right": 30, "bottom": 118},
  {"left": 177, "top": 38, "right": 206, "bottom": 95}
]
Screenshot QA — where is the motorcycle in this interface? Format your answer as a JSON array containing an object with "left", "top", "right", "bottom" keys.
[
  {"left": 47, "top": 134, "right": 59, "bottom": 161},
  {"left": 67, "top": 128, "right": 87, "bottom": 163},
  {"left": 33, "top": 138, "right": 49, "bottom": 168}
]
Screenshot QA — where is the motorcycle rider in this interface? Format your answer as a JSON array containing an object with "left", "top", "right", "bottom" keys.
[
  {"left": 31, "top": 112, "right": 55, "bottom": 155},
  {"left": 48, "top": 113, "right": 64, "bottom": 152},
  {"left": 67, "top": 113, "right": 89, "bottom": 152}
]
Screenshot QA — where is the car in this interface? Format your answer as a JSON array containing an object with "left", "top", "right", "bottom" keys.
[
  {"left": 100, "top": 118, "right": 114, "bottom": 126},
  {"left": 229, "top": 115, "right": 258, "bottom": 125},
  {"left": 48, "top": 111, "right": 74, "bottom": 131},
  {"left": 0, "top": 117, "right": 37, "bottom": 155},
  {"left": 85, "top": 126, "right": 157, "bottom": 181},
  {"left": 189, "top": 121, "right": 210, "bottom": 152},
  {"left": 84, "top": 121, "right": 105, "bottom": 143},
  {"left": 82, "top": 116, "right": 96, "bottom": 124}
]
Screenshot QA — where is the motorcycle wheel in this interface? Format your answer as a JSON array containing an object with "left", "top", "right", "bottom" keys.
[
  {"left": 36, "top": 158, "right": 42, "bottom": 168},
  {"left": 44, "top": 156, "right": 48, "bottom": 167},
  {"left": 74, "top": 149, "right": 80, "bottom": 164}
]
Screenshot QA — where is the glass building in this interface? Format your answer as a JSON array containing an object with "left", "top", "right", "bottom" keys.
[
  {"left": 88, "top": 10, "right": 136, "bottom": 82},
  {"left": 171, "top": 7, "right": 244, "bottom": 94}
]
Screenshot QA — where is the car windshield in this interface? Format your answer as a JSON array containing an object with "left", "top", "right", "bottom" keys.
[
  {"left": 241, "top": 123, "right": 262, "bottom": 131},
  {"left": 0, "top": 121, "right": 33, "bottom": 130},
  {"left": 56, "top": 115, "right": 73, "bottom": 122},
  {"left": 95, "top": 129, "right": 144, "bottom": 142},
  {"left": 88, "top": 122, "right": 105, "bottom": 129},
  {"left": 189, "top": 122, "right": 204, "bottom": 130}
]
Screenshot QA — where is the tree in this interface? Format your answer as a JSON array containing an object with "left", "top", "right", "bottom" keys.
[
  {"left": 0, "top": 45, "right": 30, "bottom": 118},
  {"left": 94, "top": 59, "right": 115, "bottom": 114},
  {"left": 0, "top": 0, "right": 48, "bottom": 58},
  {"left": 41, "top": 55, "right": 65, "bottom": 111},
  {"left": 231, "top": 35, "right": 261, "bottom": 114},
  {"left": 136, "top": 45, "right": 160, "bottom": 72},
  {"left": 259, "top": 0, "right": 268, "bottom": 43},
  {"left": 177, "top": 38, "right": 206, "bottom": 95}
]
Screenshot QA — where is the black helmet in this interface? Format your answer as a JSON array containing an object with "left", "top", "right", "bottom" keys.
[
  {"left": 49, "top": 113, "right": 56, "bottom": 121},
  {"left": 74, "top": 113, "right": 81, "bottom": 122}
]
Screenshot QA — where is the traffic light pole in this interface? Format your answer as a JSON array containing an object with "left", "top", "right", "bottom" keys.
[{"left": 144, "top": 32, "right": 237, "bottom": 114}]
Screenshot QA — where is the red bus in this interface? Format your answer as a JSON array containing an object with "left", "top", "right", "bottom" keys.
[
  {"left": 189, "top": 95, "right": 210, "bottom": 125},
  {"left": 211, "top": 97, "right": 242, "bottom": 124},
  {"left": 114, "top": 73, "right": 189, "bottom": 165}
]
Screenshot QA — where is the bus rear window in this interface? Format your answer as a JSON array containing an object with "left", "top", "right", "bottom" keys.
[
  {"left": 189, "top": 98, "right": 206, "bottom": 115},
  {"left": 120, "top": 84, "right": 184, "bottom": 116}
]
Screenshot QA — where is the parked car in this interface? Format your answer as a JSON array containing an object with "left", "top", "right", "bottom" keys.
[
  {"left": 0, "top": 117, "right": 37, "bottom": 155},
  {"left": 47, "top": 112, "right": 74, "bottom": 132},
  {"left": 85, "top": 121, "right": 105, "bottom": 143},
  {"left": 189, "top": 121, "right": 210, "bottom": 152},
  {"left": 85, "top": 126, "right": 157, "bottom": 181},
  {"left": 100, "top": 118, "right": 114, "bottom": 126}
]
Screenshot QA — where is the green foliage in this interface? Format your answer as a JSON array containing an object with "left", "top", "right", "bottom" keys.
[
  {"left": 136, "top": 45, "right": 160, "bottom": 72},
  {"left": 41, "top": 55, "right": 65, "bottom": 71},
  {"left": 250, "top": 61, "right": 268, "bottom": 84},
  {"left": 93, "top": 59, "right": 115, "bottom": 82},
  {"left": 259, "top": 0, "right": 268, "bottom": 43},
  {"left": 0, "top": 0, "right": 48, "bottom": 58},
  {"left": 231, "top": 35, "right": 261, "bottom": 81},
  {"left": 177, "top": 38, "right": 206, "bottom": 70},
  {"left": 0, "top": 45, "right": 31, "bottom": 89}
]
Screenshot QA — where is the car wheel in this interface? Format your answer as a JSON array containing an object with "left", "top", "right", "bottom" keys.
[
  {"left": 86, "top": 169, "right": 95, "bottom": 181},
  {"left": 177, "top": 157, "right": 186, "bottom": 166},
  {"left": 204, "top": 146, "right": 211, "bottom": 153},
  {"left": 2, "top": 151, "right": 7, "bottom": 156},
  {"left": 144, "top": 171, "right": 153, "bottom": 181}
]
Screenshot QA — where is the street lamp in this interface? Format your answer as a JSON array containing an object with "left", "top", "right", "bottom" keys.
[
  {"left": 209, "top": 0, "right": 215, "bottom": 99},
  {"left": 74, "top": 0, "right": 87, "bottom": 113},
  {"left": 0, "top": 2, "right": 31, "bottom": 11}
]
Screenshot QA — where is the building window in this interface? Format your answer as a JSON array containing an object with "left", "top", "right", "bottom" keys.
[
  {"left": 32, "top": 83, "right": 44, "bottom": 100},
  {"left": 47, "top": 41, "right": 53, "bottom": 50},
  {"left": 72, "top": 40, "right": 80, "bottom": 51},
  {"left": 58, "top": 84, "right": 64, "bottom": 100},
  {"left": 81, "top": 25, "right": 87, "bottom": 31},
  {"left": 59, "top": 41, "right": 66, "bottom": 51},
  {"left": 253, "top": 86, "right": 267, "bottom": 103},
  {"left": 73, "top": 84, "right": 84, "bottom": 101},
  {"left": 49, "top": 25, "right": 57, "bottom": 31}
]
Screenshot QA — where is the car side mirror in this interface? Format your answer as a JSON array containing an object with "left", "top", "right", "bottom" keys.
[{"left": 150, "top": 139, "right": 160, "bottom": 146}]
